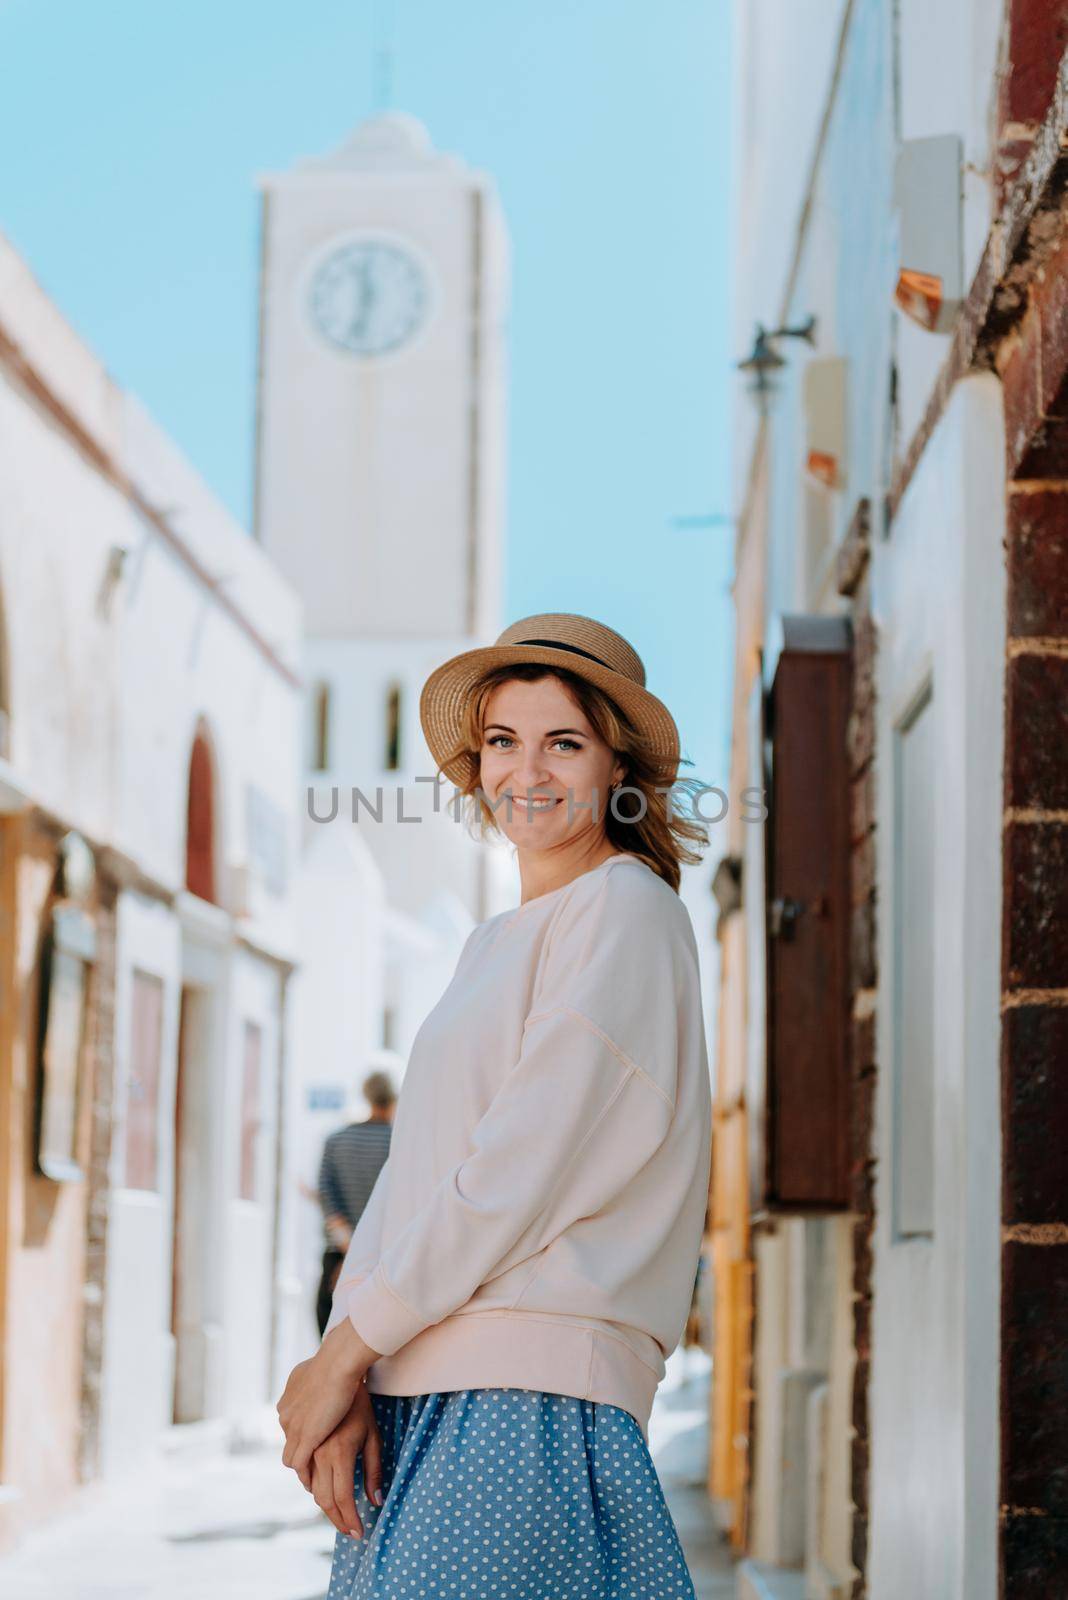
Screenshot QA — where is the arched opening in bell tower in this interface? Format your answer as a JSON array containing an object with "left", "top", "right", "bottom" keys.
[
  {"left": 384, "top": 681, "right": 403, "bottom": 771},
  {"left": 310, "top": 681, "right": 331, "bottom": 772}
]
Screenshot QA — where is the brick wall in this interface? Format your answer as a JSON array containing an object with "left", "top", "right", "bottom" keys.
[
  {"left": 836, "top": 499, "right": 879, "bottom": 1600},
  {"left": 78, "top": 876, "right": 118, "bottom": 1483},
  {"left": 997, "top": 1, "right": 1068, "bottom": 200},
  {"left": 997, "top": 248, "right": 1068, "bottom": 1594},
  {"left": 993, "top": 23, "right": 1068, "bottom": 1589}
]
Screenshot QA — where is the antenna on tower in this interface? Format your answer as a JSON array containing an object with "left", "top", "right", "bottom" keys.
[{"left": 372, "top": 0, "right": 396, "bottom": 110}]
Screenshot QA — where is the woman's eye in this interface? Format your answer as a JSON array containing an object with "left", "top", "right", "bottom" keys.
[{"left": 485, "top": 735, "right": 582, "bottom": 752}]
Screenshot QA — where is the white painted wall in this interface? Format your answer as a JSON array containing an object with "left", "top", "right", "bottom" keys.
[
  {"left": 0, "top": 243, "right": 120, "bottom": 841},
  {"left": 0, "top": 235, "right": 303, "bottom": 952},
  {"left": 117, "top": 397, "right": 301, "bottom": 956},
  {"left": 867, "top": 374, "right": 1003, "bottom": 1600}
]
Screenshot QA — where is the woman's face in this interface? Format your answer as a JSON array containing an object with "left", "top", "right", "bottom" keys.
[{"left": 478, "top": 675, "right": 625, "bottom": 849}]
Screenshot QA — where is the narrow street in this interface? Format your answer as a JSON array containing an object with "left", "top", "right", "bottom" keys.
[{"left": 0, "top": 1352, "right": 734, "bottom": 1600}]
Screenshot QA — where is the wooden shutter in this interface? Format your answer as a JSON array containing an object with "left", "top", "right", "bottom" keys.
[{"left": 761, "top": 615, "right": 852, "bottom": 1212}]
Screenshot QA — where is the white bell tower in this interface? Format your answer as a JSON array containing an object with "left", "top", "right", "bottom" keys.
[{"left": 254, "top": 112, "right": 507, "bottom": 643}]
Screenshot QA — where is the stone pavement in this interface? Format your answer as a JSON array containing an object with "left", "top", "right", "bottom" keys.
[
  {"left": 0, "top": 1350, "right": 735, "bottom": 1599},
  {"left": 650, "top": 1351, "right": 736, "bottom": 1600},
  {"left": 0, "top": 1419, "right": 330, "bottom": 1600}
]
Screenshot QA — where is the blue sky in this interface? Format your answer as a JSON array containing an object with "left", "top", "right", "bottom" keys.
[{"left": 0, "top": 0, "right": 733, "bottom": 790}]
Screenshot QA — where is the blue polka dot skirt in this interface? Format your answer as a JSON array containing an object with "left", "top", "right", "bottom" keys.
[{"left": 326, "top": 1388, "right": 697, "bottom": 1599}]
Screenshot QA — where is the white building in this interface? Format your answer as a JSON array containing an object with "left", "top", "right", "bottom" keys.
[
  {"left": 253, "top": 113, "right": 516, "bottom": 1345},
  {"left": 0, "top": 229, "right": 303, "bottom": 1537}
]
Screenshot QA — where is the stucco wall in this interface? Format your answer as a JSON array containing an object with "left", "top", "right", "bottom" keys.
[{"left": 867, "top": 373, "right": 1004, "bottom": 1600}]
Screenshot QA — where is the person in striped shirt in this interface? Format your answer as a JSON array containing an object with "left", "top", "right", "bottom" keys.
[{"left": 315, "top": 1070, "right": 396, "bottom": 1336}]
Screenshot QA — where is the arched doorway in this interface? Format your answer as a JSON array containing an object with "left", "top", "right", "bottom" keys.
[
  {"left": 173, "top": 721, "right": 221, "bottom": 1423},
  {"left": 185, "top": 726, "right": 217, "bottom": 903}
]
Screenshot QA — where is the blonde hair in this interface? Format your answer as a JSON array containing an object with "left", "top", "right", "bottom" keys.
[{"left": 439, "top": 663, "right": 709, "bottom": 893}]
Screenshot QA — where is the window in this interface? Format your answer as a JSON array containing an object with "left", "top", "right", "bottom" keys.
[
  {"left": 892, "top": 677, "right": 935, "bottom": 1239},
  {"left": 311, "top": 681, "right": 331, "bottom": 772},
  {"left": 125, "top": 970, "right": 164, "bottom": 1191},
  {"left": 35, "top": 916, "right": 93, "bottom": 1183},
  {"left": 239, "top": 1020, "right": 263, "bottom": 1202},
  {"left": 384, "top": 682, "right": 403, "bottom": 771}
]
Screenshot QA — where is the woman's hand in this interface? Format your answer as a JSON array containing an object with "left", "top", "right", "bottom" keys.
[
  {"left": 310, "top": 1385, "right": 384, "bottom": 1540},
  {"left": 277, "top": 1320, "right": 382, "bottom": 1481}
]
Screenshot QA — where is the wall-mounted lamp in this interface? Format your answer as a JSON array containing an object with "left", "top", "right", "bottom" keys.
[
  {"left": 96, "top": 543, "right": 130, "bottom": 618},
  {"left": 737, "top": 316, "right": 818, "bottom": 410}
]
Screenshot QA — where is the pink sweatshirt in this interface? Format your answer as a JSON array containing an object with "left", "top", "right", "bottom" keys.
[{"left": 324, "top": 850, "right": 712, "bottom": 1441}]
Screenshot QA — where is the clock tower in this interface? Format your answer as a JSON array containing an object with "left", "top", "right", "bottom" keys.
[{"left": 253, "top": 112, "right": 507, "bottom": 643}]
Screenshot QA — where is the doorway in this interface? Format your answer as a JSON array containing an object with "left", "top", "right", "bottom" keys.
[{"left": 171, "top": 984, "right": 212, "bottom": 1424}]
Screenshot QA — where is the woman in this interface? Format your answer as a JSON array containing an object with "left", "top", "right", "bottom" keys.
[{"left": 278, "top": 613, "right": 713, "bottom": 1599}]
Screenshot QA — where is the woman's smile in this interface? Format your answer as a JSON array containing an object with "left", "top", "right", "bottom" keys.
[{"left": 506, "top": 794, "right": 562, "bottom": 814}]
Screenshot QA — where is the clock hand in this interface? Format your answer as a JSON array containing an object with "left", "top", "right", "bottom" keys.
[{"left": 347, "top": 261, "right": 377, "bottom": 340}]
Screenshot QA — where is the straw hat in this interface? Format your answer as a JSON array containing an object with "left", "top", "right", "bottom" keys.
[{"left": 419, "top": 613, "right": 680, "bottom": 789}]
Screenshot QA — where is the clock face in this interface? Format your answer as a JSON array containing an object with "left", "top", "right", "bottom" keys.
[{"left": 306, "top": 237, "right": 430, "bottom": 358}]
